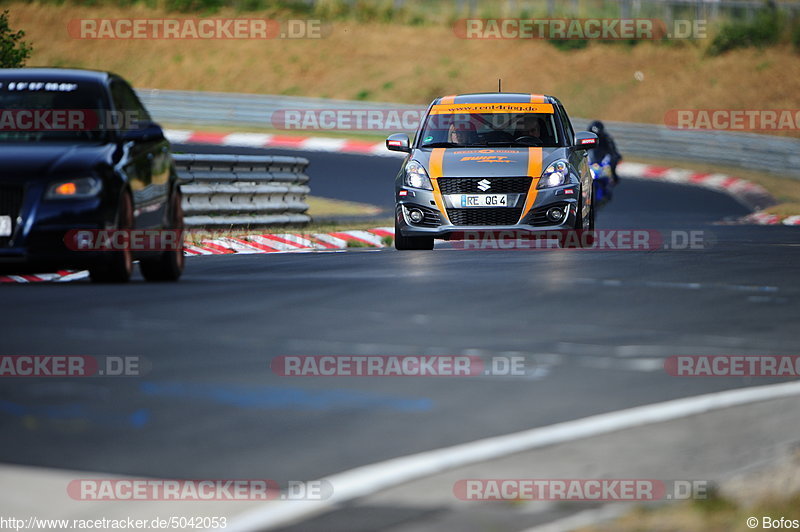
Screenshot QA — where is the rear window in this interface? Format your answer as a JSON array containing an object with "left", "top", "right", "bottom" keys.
[{"left": 0, "top": 80, "right": 111, "bottom": 142}]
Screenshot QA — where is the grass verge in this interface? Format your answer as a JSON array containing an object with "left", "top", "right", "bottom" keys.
[
  {"left": 580, "top": 492, "right": 800, "bottom": 532},
  {"left": 305, "top": 196, "right": 384, "bottom": 218}
]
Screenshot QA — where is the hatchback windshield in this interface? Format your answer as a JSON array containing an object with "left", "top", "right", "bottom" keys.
[{"left": 419, "top": 104, "right": 561, "bottom": 148}]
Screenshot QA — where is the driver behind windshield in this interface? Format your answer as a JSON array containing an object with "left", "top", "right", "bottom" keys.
[
  {"left": 446, "top": 120, "right": 478, "bottom": 145},
  {"left": 515, "top": 115, "right": 544, "bottom": 141}
]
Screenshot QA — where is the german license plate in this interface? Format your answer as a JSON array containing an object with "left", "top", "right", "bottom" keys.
[
  {"left": 460, "top": 194, "right": 508, "bottom": 207},
  {"left": 0, "top": 215, "right": 11, "bottom": 237}
]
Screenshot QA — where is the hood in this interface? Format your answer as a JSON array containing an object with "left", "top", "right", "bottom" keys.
[
  {"left": 412, "top": 147, "right": 569, "bottom": 178},
  {"left": 0, "top": 142, "right": 117, "bottom": 183}
]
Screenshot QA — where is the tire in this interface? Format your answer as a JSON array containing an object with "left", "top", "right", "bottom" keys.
[
  {"left": 587, "top": 187, "right": 597, "bottom": 231},
  {"left": 394, "top": 218, "right": 434, "bottom": 250},
  {"left": 563, "top": 191, "right": 595, "bottom": 249},
  {"left": 140, "top": 189, "right": 185, "bottom": 282},
  {"left": 89, "top": 191, "right": 134, "bottom": 283}
]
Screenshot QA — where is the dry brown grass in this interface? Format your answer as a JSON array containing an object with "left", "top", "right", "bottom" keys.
[
  {"left": 305, "top": 195, "right": 383, "bottom": 217},
  {"left": 7, "top": 2, "right": 800, "bottom": 132},
  {"left": 578, "top": 489, "right": 800, "bottom": 532}
]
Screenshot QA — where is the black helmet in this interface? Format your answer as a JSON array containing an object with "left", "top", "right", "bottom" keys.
[{"left": 588, "top": 120, "right": 605, "bottom": 135}]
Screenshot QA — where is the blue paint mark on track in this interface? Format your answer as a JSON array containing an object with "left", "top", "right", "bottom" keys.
[
  {"left": 139, "top": 381, "right": 432, "bottom": 412},
  {"left": 0, "top": 399, "right": 150, "bottom": 428}
]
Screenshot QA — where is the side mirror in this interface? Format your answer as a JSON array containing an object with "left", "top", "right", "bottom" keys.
[
  {"left": 386, "top": 133, "right": 411, "bottom": 153},
  {"left": 120, "top": 121, "right": 165, "bottom": 143},
  {"left": 574, "top": 131, "right": 598, "bottom": 150}
]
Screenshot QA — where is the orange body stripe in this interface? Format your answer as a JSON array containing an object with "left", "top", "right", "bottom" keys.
[
  {"left": 530, "top": 94, "right": 546, "bottom": 103},
  {"left": 439, "top": 95, "right": 456, "bottom": 105},
  {"left": 428, "top": 148, "right": 450, "bottom": 223},
  {"left": 519, "top": 147, "right": 543, "bottom": 221}
]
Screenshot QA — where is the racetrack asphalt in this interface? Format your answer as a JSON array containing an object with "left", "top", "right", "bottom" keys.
[{"left": 1, "top": 145, "right": 798, "bottom": 494}]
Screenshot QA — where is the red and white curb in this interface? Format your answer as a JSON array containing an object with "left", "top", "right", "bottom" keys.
[
  {"left": 615, "top": 161, "right": 776, "bottom": 213},
  {"left": 741, "top": 212, "right": 800, "bottom": 226},
  {"left": 165, "top": 129, "right": 396, "bottom": 157},
  {"left": 0, "top": 228, "right": 395, "bottom": 283},
  {"left": 183, "top": 227, "right": 394, "bottom": 255},
  {"left": 0, "top": 270, "right": 89, "bottom": 283}
]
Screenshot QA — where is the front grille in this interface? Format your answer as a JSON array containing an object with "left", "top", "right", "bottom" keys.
[
  {"left": 0, "top": 185, "right": 24, "bottom": 247},
  {"left": 438, "top": 177, "right": 532, "bottom": 194},
  {"left": 446, "top": 207, "right": 524, "bottom": 226}
]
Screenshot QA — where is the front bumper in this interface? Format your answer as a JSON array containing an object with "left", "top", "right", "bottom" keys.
[
  {"left": 0, "top": 192, "right": 114, "bottom": 272},
  {"left": 396, "top": 185, "right": 579, "bottom": 239}
]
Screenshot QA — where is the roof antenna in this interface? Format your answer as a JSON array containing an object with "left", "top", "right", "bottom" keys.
[{"left": 498, "top": 78, "right": 502, "bottom": 92}]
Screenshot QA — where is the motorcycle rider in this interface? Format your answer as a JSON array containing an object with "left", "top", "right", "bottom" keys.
[{"left": 588, "top": 120, "right": 622, "bottom": 183}]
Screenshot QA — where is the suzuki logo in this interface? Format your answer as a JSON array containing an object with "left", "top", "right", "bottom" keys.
[{"left": 477, "top": 179, "right": 491, "bottom": 192}]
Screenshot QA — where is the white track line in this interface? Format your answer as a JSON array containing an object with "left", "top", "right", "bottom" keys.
[{"left": 218, "top": 380, "right": 800, "bottom": 532}]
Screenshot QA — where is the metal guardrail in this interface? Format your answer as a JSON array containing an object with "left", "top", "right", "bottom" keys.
[
  {"left": 172, "top": 154, "right": 310, "bottom": 227},
  {"left": 573, "top": 120, "right": 800, "bottom": 180},
  {"left": 141, "top": 89, "right": 800, "bottom": 179},
  {"left": 138, "top": 89, "right": 385, "bottom": 129}
]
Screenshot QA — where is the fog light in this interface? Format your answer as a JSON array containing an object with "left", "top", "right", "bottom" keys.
[
  {"left": 409, "top": 209, "right": 424, "bottom": 223},
  {"left": 546, "top": 207, "right": 565, "bottom": 223}
]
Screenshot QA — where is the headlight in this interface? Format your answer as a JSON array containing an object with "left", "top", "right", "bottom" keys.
[
  {"left": 46, "top": 177, "right": 102, "bottom": 199},
  {"left": 538, "top": 160, "right": 570, "bottom": 189},
  {"left": 404, "top": 160, "right": 433, "bottom": 191}
]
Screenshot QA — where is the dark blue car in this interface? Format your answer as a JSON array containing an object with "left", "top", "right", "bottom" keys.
[{"left": 0, "top": 68, "right": 183, "bottom": 282}]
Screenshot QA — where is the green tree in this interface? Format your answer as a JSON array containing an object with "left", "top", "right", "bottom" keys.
[{"left": 0, "top": 10, "right": 33, "bottom": 68}]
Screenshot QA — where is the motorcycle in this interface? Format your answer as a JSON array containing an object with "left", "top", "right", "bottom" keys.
[{"left": 589, "top": 153, "right": 614, "bottom": 207}]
